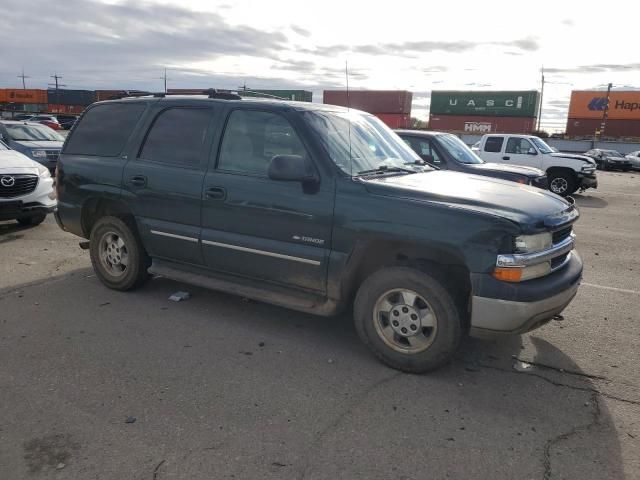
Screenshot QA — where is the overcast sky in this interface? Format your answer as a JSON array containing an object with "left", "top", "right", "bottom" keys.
[{"left": 0, "top": 0, "right": 637, "bottom": 131}]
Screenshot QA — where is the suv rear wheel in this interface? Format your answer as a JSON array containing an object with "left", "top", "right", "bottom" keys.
[
  {"left": 89, "top": 216, "right": 150, "bottom": 291},
  {"left": 354, "top": 266, "right": 463, "bottom": 373}
]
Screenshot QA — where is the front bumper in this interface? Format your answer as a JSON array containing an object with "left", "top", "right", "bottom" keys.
[
  {"left": 578, "top": 173, "right": 598, "bottom": 190},
  {"left": 0, "top": 202, "right": 56, "bottom": 221},
  {"left": 469, "top": 251, "right": 583, "bottom": 335}
]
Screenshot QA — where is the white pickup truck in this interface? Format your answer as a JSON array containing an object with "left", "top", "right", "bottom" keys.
[{"left": 472, "top": 134, "right": 597, "bottom": 196}]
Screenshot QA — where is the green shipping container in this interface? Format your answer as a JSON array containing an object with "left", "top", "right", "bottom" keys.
[
  {"left": 430, "top": 90, "right": 539, "bottom": 117},
  {"left": 239, "top": 89, "right": 312, "bottom": 102}
]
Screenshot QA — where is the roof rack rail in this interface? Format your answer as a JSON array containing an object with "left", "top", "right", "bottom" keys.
[
  {"left": 203, "top": 89, "right": 242, "bottom": 100},
  {"left": 110, "top": 89, "right": 243, "bottom": 100}
]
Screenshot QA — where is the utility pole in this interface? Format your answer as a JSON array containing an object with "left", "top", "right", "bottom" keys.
[
  {"left": 536, "top": 65, "right": 544, "bottom": 132},
  {"left": 48, "top": 73, "right": 67, "bottom": 107},
  {"left": 158, "top": 68, "right": 168, "bottom": 93},
  {"left": 17, "top": 68, "right": 30, "bottom": 89},
  {"left": 599, "top": 82, "right": 613, "bottom": 140}
]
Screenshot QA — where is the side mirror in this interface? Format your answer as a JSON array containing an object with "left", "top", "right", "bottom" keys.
[
  {"left": 421, "top": 154, "right": 437, "bottom": 164},
  {"left": 527, "top": 147, "right": 538, "bottom": 155},
  {"left": 268, "top": 155, "right": 318, "bottom": 183}
]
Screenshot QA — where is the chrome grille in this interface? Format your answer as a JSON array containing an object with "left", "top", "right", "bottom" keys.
[
  {"left": 45, "top": 150, "right": 60, "bottom": 162},
  {"left": 552, "top": 226, "right": 572, "bottom": 245},
  {"left": 0, "top": 174, "right": 39, "bottom": 198}
]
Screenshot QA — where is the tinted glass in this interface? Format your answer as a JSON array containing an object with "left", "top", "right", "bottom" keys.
[
  {"left": 139, "top": 108, "right": 211, "bottom": 166},
  {"left": 438, "top": 134, "right": 483, "bottom": 164},
  {"left": 5, "top": 124, "right": 64, "bottom": 141},
  {"left": 303, "top": 111, "right": 424, "bottom": 175},
  {"left": 65, "top": 103, "right": 146, "bottom": 156},
  {"left": 484, "top": 136, "right": 503, "bottom": 153},
  {"left": 505, "top": 137, "right": 534, "bottom": 154},
  {"left": 218, "top": 110, "right": 306, "bottom": 175}
]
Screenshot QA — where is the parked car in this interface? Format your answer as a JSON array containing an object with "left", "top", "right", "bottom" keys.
[
  {"left": 584, "top": 149, "right": 632, "bottom": 171},
  {"left": 24, "top": 115, "right": 62, "bottom": 131},
  {"left": 472, "top": 134, "right": 597, "bottom": 196},
  {"left": 396, "top": 130, "right": 547, "bottom": 188},
  {"left": 0, "top": 139, "right": 56, "bottom": 226},
  {"left": 55, "top": 114, "right": 79, "bottom": 130},
  {"left": 55, "top": 96, "right": 583, "bottom": 373},
  {"left": 12, "top": 113, "right": 35, "bottom": 121},
  {"left": 0, "top": 121, "right": 64, "bottom": 173},
  {"left": 625, "top": 151, "right": 640, "bottom": 170}
]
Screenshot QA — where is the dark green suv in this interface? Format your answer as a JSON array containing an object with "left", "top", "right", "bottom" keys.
[{"left": 55, "top": 93, "right": 583, "bottom": 373}]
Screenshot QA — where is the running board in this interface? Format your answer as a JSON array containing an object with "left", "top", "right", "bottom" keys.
[{"left": 148, "top": 259, "right": 340, "bottom": 316}]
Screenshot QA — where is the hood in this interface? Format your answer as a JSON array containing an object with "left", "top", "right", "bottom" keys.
[
  {"left": 11, "top": 140, "right": 63, "bottom": 149},
  {"left": 604, "top": 155, "right": 628, "bottom": 161},
  {"left": 468, "top": 162, "right": 545, "bottom": 177},
  {"left": 364, "top": 171, "right": 578, "bottom": 231},
  {"left": 550, "top": 152, "right": 596, "bottom": 166},
  {"left": 0, "top": 149, "right": 42, "bottom": 171}
]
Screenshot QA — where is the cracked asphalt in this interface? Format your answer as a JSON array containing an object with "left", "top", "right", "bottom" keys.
[{"left": 1, "top": 171, "right": 638, "bottom": 479}]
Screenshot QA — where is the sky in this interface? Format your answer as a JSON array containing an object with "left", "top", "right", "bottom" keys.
[{"left": 0, "top": 0, "right": 638, "bottom": 131}]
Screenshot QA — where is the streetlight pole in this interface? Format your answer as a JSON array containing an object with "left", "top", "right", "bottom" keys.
[{"left": 537, "top": 66, "right": 544, "bottom": 132}]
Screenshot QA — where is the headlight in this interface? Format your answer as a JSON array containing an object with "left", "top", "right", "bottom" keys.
[
  {"left": 514, "top": 232, "right": 552, "bottom": 253},
  {"left": 32, "top": 149, "right": 47, "bottom": 158},
  {"left": 36, "top": 164, "right": 51, "bottom": 178},
  {"left": 582, "top": 164, "right": 596, "bottom": 172}
]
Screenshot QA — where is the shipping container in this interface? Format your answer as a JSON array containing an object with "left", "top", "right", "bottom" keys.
[
  {"left": 568, "top": 90, "right": 640, "bottom": 121},
  {"left": 374, "top": 113, "right": 411, "bottom": 129},
  {"left": 430, "top": 90, "right": 539, "bottom": 118},
  {"left": 565, "top": 117, "right": 640, "bottom": 138},
  {"left": 0, "top": 89, "right": 48, "bottom": 104},
  {"left": 0, "top": 102, "right": 47, "bottom": 113},
  {"left": 47, "top": 104, "right": 86, "bottom": 114},
  {"left": 429, "top": 114, "right": 536, "bottom": 134},
  {"left": 46, "top": 89, "right": 96, "bottom": 106},
  {"left": 323, "top": 90, "right": 412, "bottom": 114}
]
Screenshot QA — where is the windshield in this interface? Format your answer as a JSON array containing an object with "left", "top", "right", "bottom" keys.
[
  {"left": 438, "top": 134, "right": 484, "bottom": 164},
  {"left": 602, "top": 150, "right": 623, "bottom": 157},
  {"left": 303, "top": 110, "right": 427, "bottom": 175},
  {"left": 5, "top": 124, "right": 64, "bottom": 142},
  {"left": 530, "top": 137, "right": 553, "bottom": 154}
]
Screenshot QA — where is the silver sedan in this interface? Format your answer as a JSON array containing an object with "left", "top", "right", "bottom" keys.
[{"left": 626, "top": 151, "right": 640, "bottom": 170}]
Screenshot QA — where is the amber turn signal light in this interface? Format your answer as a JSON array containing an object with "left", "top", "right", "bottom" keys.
[{"left": 492, "top": 267, "right": 523, "bottom": 282}]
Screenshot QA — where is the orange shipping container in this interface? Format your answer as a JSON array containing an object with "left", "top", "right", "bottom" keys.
[
  {"left": 568, "top": 90, "right": 640, "bottom": 120},
  {"left": 0, "top": 89, "right": 48, "bottom": 104}
]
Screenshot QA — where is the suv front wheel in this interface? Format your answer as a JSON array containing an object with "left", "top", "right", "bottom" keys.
[
  {"left": 354, "top": 266, "right": 463, "bottom": 373},
  {"left": 89, "top": 216, "right": 150, "bottom": 291}
]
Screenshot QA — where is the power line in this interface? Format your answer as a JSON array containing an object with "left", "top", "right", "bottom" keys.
[{"left": 17, "top": 68, "right": 30, "bottom": 89}]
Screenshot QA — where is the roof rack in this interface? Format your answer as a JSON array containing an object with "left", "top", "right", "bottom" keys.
[{"left": 110, "top": 89, "right": 243, "bottom": 100}]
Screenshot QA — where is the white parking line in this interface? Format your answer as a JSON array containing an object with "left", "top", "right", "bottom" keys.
[{"left": 581, "top": 282, "right": 639, "bottom": 295}]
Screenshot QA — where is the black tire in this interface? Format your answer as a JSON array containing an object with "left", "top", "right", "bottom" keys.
[
  {"left": 89, "top": 216, "right": 150, "bottom": 291},
  {"left": 354, "top": 266, "right": 463, "bottom": 373},
  {"left": 548, "top": 171, "right": 576, "bottom": 196},
  {"left": 17, "top": 213, "right": 47, "bottom": 226}
]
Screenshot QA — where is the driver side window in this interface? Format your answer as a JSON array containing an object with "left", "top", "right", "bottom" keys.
[
  {"left": 505, "top": 137, "right": 534, "bottom": 155},
  {"left": 217, "top": 110, "right": 307, "bottom": 176}
]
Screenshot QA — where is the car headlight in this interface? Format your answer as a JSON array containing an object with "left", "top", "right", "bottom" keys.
[
  {"left": 32, "top": 149, "right": 47, "bottom": 158},
  {"left": 514, "top": 232, "right": 552, "bottom": 253},
  {"left": 36, "top": 164, "right": 51, "bottom": 178}
]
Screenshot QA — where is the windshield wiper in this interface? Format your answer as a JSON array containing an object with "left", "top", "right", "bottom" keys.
[{"left": 355, "top": 165, "right": 417, "bottom": 176}]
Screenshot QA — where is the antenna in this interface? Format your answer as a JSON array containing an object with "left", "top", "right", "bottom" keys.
[{"left": 345, "top": 60, "right": 352, "bottom": 176}]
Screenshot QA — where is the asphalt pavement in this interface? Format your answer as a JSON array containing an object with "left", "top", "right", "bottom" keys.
[{"left": 1, "top": 171, "right": 638, "bottom": 479}]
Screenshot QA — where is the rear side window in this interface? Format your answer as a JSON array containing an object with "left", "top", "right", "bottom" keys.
[
  {"left": 65, "top": 103, "right": 146, "bottom": 156},
  {"left": 139, "top": 108, "right": 211, "bottom": 166},
  {"left": 484, "top": 136, "right": 504, "bottom": 153}
]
